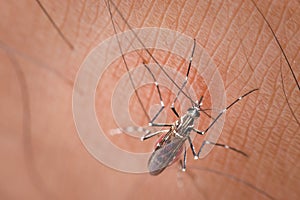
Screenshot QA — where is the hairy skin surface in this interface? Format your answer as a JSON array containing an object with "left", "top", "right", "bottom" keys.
[{"left": 0, "top": 0, "right": 299, "bottom": 200}]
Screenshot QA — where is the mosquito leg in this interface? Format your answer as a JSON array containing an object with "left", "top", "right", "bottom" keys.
[
  {"left": 142, "top": 63, "right": 167, "bottom": 126},
  {"left": 197, "top": 140, "right": 248, "bottom": 157},
  {"left": 110, "top": 125, "right": 163, "bottom": 139},
  {"left": 193, "top": 88, "right": 258, "bottom": 157},
  {"left": 138, "top": 39, "right": 197, "bottom": 124},
  {"left": 141, "top": 122, "right": 173, "bottom": 141},
  {"left": 141, "top": 129, "right": 169, "bottom": 141},
  {"left": 150, "top": 123, "right": 173, "bottom": 127},
  {"left": 193, "top": 128, "right": 205, "bottom": 135},
  {"left": 171, "top": 39, "right": 197, "bottom": 118},
  {"left": 187, "top": 136, "right": 198, "bottom": 159},
  {"left": 180, "top": 146, "right": 187, "bottom": 172},
  {"left": 171, "top": 105, "right": 180, "bottom": 118},
  {"left": 141, "top": 63, "right": 174, "bottom": 128},
  {"left": 200, "top": 89, "right": 259, "bottom": 136}
]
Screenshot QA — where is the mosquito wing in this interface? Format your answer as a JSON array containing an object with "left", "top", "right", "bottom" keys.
[{"left": 148, "top": 137, "right": 186, "bottom": 175}]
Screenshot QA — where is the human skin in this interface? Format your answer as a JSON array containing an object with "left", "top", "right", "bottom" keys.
[{"left": 0, "top": 0, "right": 299, "bottom": 200}]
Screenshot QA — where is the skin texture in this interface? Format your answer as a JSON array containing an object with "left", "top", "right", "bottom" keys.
[{"left": 0, "top": 0, "right": 299, "bottom": 200}]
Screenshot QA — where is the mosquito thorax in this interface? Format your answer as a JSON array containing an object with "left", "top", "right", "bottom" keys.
[{"left": 186, "top": 107, "right": 200, "bottom": 118}]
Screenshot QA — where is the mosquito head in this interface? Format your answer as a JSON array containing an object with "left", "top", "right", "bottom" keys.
[{"left": 187, "top": 107, "right": 200, "bottom": 118}]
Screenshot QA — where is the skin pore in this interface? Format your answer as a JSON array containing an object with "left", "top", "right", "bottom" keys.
[{"left": 0, "top": 0, "right": 299, "bottom": 199}]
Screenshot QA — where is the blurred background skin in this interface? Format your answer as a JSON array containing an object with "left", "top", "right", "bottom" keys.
[{"left": 0, "top": 0, "right": 299, "bottom": 200}]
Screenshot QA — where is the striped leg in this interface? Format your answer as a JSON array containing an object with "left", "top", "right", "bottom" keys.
[
  {"left": 194, "top": 89, "right": 259, "bottom": 156},
  {"left": 180, "top": 147, "right": 187, "bottom": 172},
  {"left": 146, "top": 39, "right": 197, "bottom": 126},
  {"left": 197, "top": 140, "right": 248, "bottom": 157},
  {"left": 171, "top": 39, "right": 197, "bottom": 118},
  {"left": 193, "top": 89, "right": 259, "bottom": 136}
]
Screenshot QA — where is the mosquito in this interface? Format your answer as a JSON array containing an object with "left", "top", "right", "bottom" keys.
[
  {"left": 141, "top": 39, "right": 258, "bottom": 175},
  {"left": 106, "top": 0, "right": 258, "bottom": 176}
]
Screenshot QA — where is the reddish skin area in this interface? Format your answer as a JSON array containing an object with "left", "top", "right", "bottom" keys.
[{"left": 0, "top": 1, "right": 299, "bottom": 200}]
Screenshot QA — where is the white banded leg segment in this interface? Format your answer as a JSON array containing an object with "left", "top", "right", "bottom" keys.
[
  {"left": 170, "top": 39, "right": 197, "bottom": 115},
  {"left": 180, "top": 146, "right": 187, "bottom": 172},
  {"left": 171, "top": 103, "right": 180, "bottom": 118},
  {"left": 197, "top": 140, "right": 248, "bottom": 157},
  {"left": 200, "top": 89, "right": 259, "bottom": 136},
  {"left": 193, "top": 128, "right": 204, "bottom": 135},
  {"left": 187, "top": 136, "right": 198, "bottom": 159},
  {"left": 142, "top": 63, "right": 166, "bottom": 124}
]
